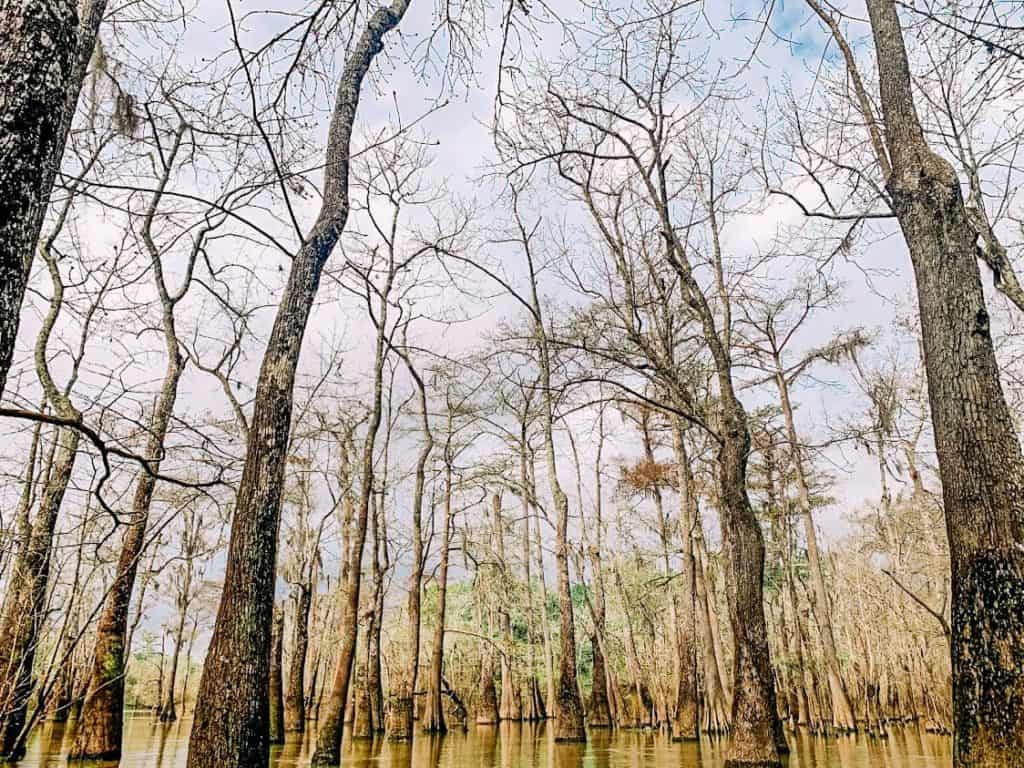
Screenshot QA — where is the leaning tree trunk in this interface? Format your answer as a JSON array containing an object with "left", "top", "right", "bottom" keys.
[
  {"left": 186, "top": 5, "right": 409, "bottom": 768},
  {"left": 861, "top": 2, "right": 1024, "bottom": 764},
  {"left": 0, "top": 0, "right": 78, "bottom": 398}
]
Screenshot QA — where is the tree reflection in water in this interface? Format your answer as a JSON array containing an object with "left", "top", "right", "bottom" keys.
[{"left": 21, "top": 716, "right": 952, "bottom": 767}]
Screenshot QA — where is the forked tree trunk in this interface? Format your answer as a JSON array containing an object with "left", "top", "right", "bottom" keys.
[
  {"left": 187, "top": 5, "right": 409, "bottom": 767},
  {"left": 0, "top": 329, "right": 81, "bottom": 761},
  {"left": 72, "top": 110, "right": 191, "bottom": 765}
]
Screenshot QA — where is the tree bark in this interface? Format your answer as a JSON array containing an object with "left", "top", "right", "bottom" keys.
[
  {"left": 386, "top": 348, "right": 431, "bottom": 741},
  {"left": 187, "top": 4, "right": 409, "bottom": 767},
  {"left": 423, "top": 460, "right": 453, "bottom": 734},
  {"left": 284, "top": 584, "right": 311, "bottom": 732},
  {"left": 269, "top": 607, "right": 285, "bottom": 744},
  {"left": 0, "top": 0, "right": 80, "bottom": 398},
  {"left": 671, "top": 423, "right": 699, "bottom": 741},
  {"left": 860, "top": 2, "right": 1024, "bottom": 764}
]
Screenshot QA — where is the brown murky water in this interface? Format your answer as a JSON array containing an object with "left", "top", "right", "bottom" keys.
[{"left": 19, "top": 716, "right": 952, "bottom": 767}]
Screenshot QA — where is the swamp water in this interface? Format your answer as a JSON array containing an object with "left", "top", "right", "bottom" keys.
[{"left": 19, "top": 717, "right": 952, "bottom": 767}]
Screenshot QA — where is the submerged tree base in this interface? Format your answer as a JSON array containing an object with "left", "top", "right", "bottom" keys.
[{"left": 386, "top": 692, "right": 415, "bottom": 742}]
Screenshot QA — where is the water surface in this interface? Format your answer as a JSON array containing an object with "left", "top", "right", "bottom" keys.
[{"left": 20, "top": 716, "right": 952, "bottom": 767}]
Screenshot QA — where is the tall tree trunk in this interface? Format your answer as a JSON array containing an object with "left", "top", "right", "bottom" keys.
[
  {"left": 423, "top": 461, "right": 453, "bottom": 734},
  {"left": 475, "top": 644, "right": 500, "bottom": 725},
  {"left": 615, "top": 566, "right": 648, "bottom": 728},
  {"left": 694, "top": 526, "right": 730, "bottom": 734},
  {"left": 522, "top": 231, "right": 585, "bottom": 742},
  {"left": 519, "top": 430, "right": 545, "bottom": 722},
  {"left": 187, "top": 5, "right": 409, "bottom": 767},
  {"left": 159, "top": 601, "right": 188, "bottom": 723},
  {"left": 0, "top": 433, "right": 79, "bottom": 757},
  {"left": 366, "top": 496, "right": 385, "bottom": 733},
  {"left": 584, "top": 417, "right": 612, "bottom": 729},
  {"left": 533, "top": 500, "right": 556, "bottom": 718},
  {"left": 672, "top": 423, "right": 699, "bottom": 741},
  {"left": 491, "top": 494, "right": 521, "bottom": 723},
  {"left": 269, "top": 607, "right": 285, "bottom": 745},
  {"left": 386, "top": 348, "right": 431, "bottom": 740},
  {"left": 860, "top": 2, "right": 1024, "bottom": 764},
  {"left": 284, "top": 585, "right": 311, "bottom": 732},
  {"left": 309, "top": 244, "right": 395, "bottom": 766}
]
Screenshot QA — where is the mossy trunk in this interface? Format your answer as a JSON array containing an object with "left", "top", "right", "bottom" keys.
[
  {"left": 862, "top": 2, "right": 1024, "bottom": 763},
  {"left": 0, "top": 0, "right": 81, "bottom": 399}
]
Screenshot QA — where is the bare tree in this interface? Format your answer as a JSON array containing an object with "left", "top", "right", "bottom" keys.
[{"left": 187, "top": 3, "right": 412, "bottom": 766}]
